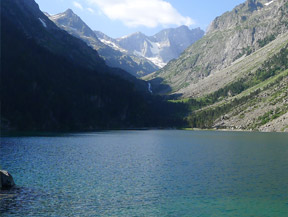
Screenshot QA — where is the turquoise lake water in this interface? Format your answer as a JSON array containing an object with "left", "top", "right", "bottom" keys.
[{"left": 1, "top": 130, "right": 288, "bottom": 216}]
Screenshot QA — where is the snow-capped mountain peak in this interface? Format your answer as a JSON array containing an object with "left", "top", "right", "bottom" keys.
[{"left": 97, "top": 26, "right": 204, "bottom": 68}]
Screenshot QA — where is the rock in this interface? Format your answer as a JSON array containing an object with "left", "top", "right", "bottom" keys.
[
  {"left": 0, "top": 170, "right": 15, "bottom": 189},
  {"left": 150, "top": 0, "right": 288, "bottom": 95},
  {"left": 222, "top": 115, "right": 230, "bottom": 120}
]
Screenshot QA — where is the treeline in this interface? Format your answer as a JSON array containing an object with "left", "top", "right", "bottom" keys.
[
  {"left": 257, "top": 34, "right": 276, "bottom": 48},
  {"left": 187, "top": 89, "right": 260, "bottom": 128},
  {"left": 1, "top": 16, "right": 187, "bottom": 131},
  {"left": 255, "top": 44, "right": 288, "bottom": 81},
  {"left": 185, "top": 43, "right": 288, "bottom": 128}
]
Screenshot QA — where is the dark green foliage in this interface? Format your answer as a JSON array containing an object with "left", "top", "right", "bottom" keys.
[
  {"left": 187, "top": 90, "right": 260, "bottom": 128},
  {"left": 185, "top": 79, "right": 249, "bottom": 112},
  {"left": 1, "top": 7, "right": 187, "bottom": 131},
  {"left": 212, "top": 44, "right": 288, "bottom": 103},
  {"left": 255, "top": 45, "right": 288, "bottom": 81},
  {"left": 280, "top": 2, "right": 288, "bottom": 27},
  {"left": 257, "top": 108, "right": 286, "bottom": 126},
  {"left": 258, "top": 111, "right": 274, "bottom": 125},
  {"left": 257, "top": 34, "right": 276, "bottom": 48},
  {"left": 233, "top": 46, "right": 254, "bottom": 61},
  {"left": 233, "top": 52, "right": 245, "bottom": 61},
  {"left": 186, "top": 43, "right": 288, "bottom": 129}
]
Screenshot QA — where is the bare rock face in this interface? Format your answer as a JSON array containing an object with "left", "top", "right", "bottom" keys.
[
  {"left": 151, "top": 0, "right": 288, "bottom": 94},
  {"left": 0, "top": 170, "right": 15, "bottom": 189}
]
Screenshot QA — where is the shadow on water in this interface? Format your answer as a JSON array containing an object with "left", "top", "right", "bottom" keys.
[{"left": 0, "top": 130, "right": 95, "bottom": 137}]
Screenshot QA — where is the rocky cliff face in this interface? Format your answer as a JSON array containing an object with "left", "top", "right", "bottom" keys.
[
  {"left": 145, "top": 0, "right": 288, "bottom": 132},
  {"left": 151, "top": 26, "right": 204, "bottom": 64},
  {"left": 150, "top": 0, "right": 288, "bottom": 93},
  {"left": 49, "top": 10, "right": 159, "bottom": 77},
  {"left": 182, "top": 35, "right": 288, "bottom": 132}
]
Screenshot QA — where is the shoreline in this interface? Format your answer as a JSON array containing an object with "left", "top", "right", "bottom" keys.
[{"left": 1, "top": 127, "right": 287, "bottom": 137}]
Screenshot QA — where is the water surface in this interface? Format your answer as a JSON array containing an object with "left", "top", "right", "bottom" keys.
[{"left": 1, "top": 130, "right": 288, "bottom": 216}]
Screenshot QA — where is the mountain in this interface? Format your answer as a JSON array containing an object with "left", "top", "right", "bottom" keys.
[
  {"left": 95, "top": 26, "right": 204, "bottom": 68},
  {"left": 150, "top": 0, "right": 288, "bottom": 132},
  {"left": 48, "top": 10, "right": 159, "bottom": 77},
  {"left": 185, "top": 33, "right": 288, "bottom": 132},
  {"left": 2, "top": 0, "right": 286, "bottom": 132},
  {"left": 1, "top": 0, "right": 186, "bottom": 131},
  {"left": 149, "top": 0, "right": 288, "bottom": 94}
]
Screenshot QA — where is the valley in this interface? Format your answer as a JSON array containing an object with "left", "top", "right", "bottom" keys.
[
  {"left": 1, "top": 0, "right": 287, "bottom": 132},
  {"left": 1, "top": 1, "right": 288, "bottom": 216},
  {"left": 49, "top": 9, "right": 204, "bottom": 77}
]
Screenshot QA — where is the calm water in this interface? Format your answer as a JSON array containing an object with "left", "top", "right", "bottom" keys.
[{"left": 1, "top": 130, "right": 288, "bottom": 216}]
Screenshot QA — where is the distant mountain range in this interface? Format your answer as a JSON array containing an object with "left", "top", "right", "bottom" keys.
[
  {"left": 48, "top": 9, "right": 204, "bottom": 76},
  {"left": 47, "top": 9, "right": 159, "bottom": 77},
  {"left": 95, "top": 26, "right": 204, "bottom": 68}
]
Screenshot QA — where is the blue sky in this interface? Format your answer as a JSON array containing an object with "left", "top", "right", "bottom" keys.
[{"left": 35, "top": 0, "right": 245, "bottom": 38}]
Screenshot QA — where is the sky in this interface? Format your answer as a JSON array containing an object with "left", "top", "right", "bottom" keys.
[{"left": 35, "top": 0, "right": 245, "bottom": 38}]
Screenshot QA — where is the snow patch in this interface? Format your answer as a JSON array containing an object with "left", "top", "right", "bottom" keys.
[
  {"left": 38, "top": 18, "right": 47, "bottom": 28},
  {"left": 50, "top": 13, "right": 66, "bottom": 20},
  {"left": 118, "top": 34, "right": 130, "bottom": 40},
  {"left": 66, "top": 26, "right": 78, "bottom": 32},
  {"left": 117, "top": 32, "right": 140, "bottom": 41},
  {"left": 160, "top": 39, "right": 171, "bottom": 48},
  {"left": 264, "top": 0, "right": 274, "bottom": 6},
  {"left": 146, "top": 56, "right": 167, "bottom": 68},
  {"left": 148, "top": 40, "right": 160, "bottom": 56},
  {"left": 133, "top": 50, "right": 144, "bottom": 57},
  {"left": 143, "top": 40, "right": 149, "bottom": 56},
  {"left": 99, "top": 39, "right": 127, "bottom": 53}
]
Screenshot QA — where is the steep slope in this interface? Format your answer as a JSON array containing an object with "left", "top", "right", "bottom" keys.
[
  {"left": 49, "top": 10, "right": 159, "bottom": 77},
  {"left": 178, "top": 32, "right": 288, "bottom": 98},
  {"left": 151, "top": 26, "right": 204, "bottom": 64},
  {"left": 155, "top": 0, "right": 288, "bottom": 132},
  {"left": 1, "top": 0, "right": 186, "bottom": 130},
  {"left": 184, "top": 34, "right": 288, "bottom": 132},
  {"left": 2, "top": 1, "right": 150, "bottom": 91},
  {"left": 95, "top": 26, "right": 204, "bottom": 68},
  {"left": 149, "top": 0, "right": 288, "bottom": 94},
  {"left": 2, "top": 1, "right": 104, "bottom": 71}
]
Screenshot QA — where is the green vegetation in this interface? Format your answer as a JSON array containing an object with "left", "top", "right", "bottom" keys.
[
  {"left": 183, "top": 44, "right": 288, "bottom": 129},
  {"left": 257, "top": 34, "right": 276, "bottom": 48},
  {"left": 2, "top": 0, "right": 287, "bottom": 132},
  {"left": 233, "top": 46, "right": 254, "bottom": 61},
  {"left": 1, "top": 9, "right": 188, "bottom": 131},
  {"left": 187, "top": 89, "right": 260, "bottom": 128}
]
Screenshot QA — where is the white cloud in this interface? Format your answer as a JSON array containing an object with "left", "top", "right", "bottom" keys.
[
  {"left": 86, "top": 0, "right": 194, "bottom": 28},
  {"left": 87, "top": 8, "right": 95, "bottom": 13},
  {"left": 73, "top": 1, "right": 84, "bottom": 10}
]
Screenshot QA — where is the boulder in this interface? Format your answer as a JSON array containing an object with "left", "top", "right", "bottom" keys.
[{"left": 0, "top": 170, "right": 15, "bottom": 189}]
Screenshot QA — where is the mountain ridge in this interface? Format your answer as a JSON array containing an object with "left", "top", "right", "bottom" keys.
[
  {"left": 49, "top": 9, "right": 159, "bottom": 77},
  {"left": 154, "top": 0, "right": 288, "bottom": 132},
  {"left": 95, "top": 26, "right": 204, "bottom": 68},
  {"left": 148, "top": 0, "right": 288, "bottom": 94}
]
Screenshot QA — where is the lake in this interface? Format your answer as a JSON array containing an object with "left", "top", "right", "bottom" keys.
[{"left": 1, "top": 130, "right": 288, "bottom": 216}]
